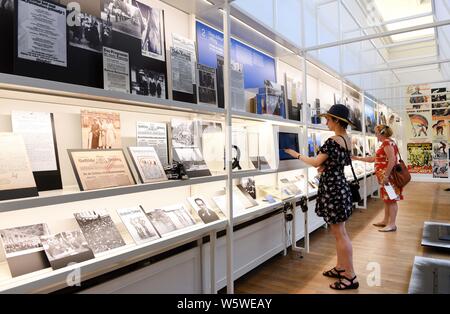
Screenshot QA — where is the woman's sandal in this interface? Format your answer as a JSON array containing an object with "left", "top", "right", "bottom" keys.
[
  {"left": 329, "top": 275, "right": 359, "bottom": 290},
  {"left": 322, "top": 267, "right": 345, "bottom": 278}
]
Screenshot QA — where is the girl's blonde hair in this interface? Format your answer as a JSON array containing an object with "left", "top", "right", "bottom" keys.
[{"left": 375, "top": 125, "right": 393, "bottom": 138}]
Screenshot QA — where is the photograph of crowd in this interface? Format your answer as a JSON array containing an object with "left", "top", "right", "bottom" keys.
[
  {"left": 171, "top": 119, "right": 196, "bottom": 147},
  {"left": 101, "top": 0, "right": 141, "bottom": 38},
  {"left": 40, "top": 231, "right": 94, "bottom": 269},
  {"left": 0, "top": 223, "right": 49, "bottom": 256},
  {"left": 131, "top": 67, "right": 166, "bottom": 98},
  {"left": 74, "top": 209, "right": 125, "bottom": 254},
  {"left": 68, "top": 11, "right": 112, "bottom": 53}
]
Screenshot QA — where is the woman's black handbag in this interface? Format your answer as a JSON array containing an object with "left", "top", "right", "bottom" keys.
[{"left": 340, "top": 136, "right": 362, "bottom": 203}]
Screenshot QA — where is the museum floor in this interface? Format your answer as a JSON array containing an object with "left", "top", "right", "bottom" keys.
[{"left": 232, "top": 182, "right": 450, "bottom": 294}]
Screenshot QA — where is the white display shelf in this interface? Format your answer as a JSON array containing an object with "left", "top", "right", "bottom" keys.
[
  {"left": 232, "top": 110, "right": 303, "bottom": 127},
  {"left": 349, "top": 130, "right": 364, "bottom": 136},
  {"left": 306, "top": 123, "right": 329, "bottom": 131},
  {"left": 0, "top": 175, "right": 228, "bottom": 213},
  {"left": 0, "top": 73, "right": 225, "bottom": 116},
  {"left": 0, "top": 219, "right": 227, "bottom": 293},
  {"left": 231, "top": 169, "right": 278, "bottom": 179},
  {"left": 233, "top": 199, "right": 284, "bottom": 226}
]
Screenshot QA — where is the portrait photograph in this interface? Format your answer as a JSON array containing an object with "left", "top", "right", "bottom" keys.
[{"left": 81, "top": 109, "right": 121, "bottom": 149}]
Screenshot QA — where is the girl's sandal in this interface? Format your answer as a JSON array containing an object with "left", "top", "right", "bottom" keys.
[
  {"left": 322, "top": 267, "right": 345, "bottom": 279},
  {"left": 330, "top": 275, "right": 359, "bottom": 290}
]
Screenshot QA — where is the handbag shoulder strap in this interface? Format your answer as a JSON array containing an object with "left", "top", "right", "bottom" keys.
[
  {"left": 388, "top": 138, "right": 403, "bottom": 162},
  {"left": 338, "top": 135, "right": 358, "bottom": 183}
]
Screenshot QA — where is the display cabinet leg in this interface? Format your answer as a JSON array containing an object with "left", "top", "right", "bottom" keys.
[
  {"left": 198, "top": 238, "right": 204, "bottom": 294},
  {"left": 209, "top": 231, "right": 216, "bottom": 294}
]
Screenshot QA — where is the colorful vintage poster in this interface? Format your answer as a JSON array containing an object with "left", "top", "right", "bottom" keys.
[
  {"left": 406, "top": 110, "right": 432, "bottom": 141},
  {"left": 407, "top": 143, "right": 432, "bottom": 174},
  {"left": 406, "top": 84, "right": 431, "bottom": 110},
  {"left": 431, "top": 119, "right": 448, "bottom": 140}
]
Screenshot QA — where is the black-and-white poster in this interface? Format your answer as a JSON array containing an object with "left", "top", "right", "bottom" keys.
[
  {"left": 171, "top": 47, "right": 193, "bottom": 94},
  {"left": 68, "top": 12, "right": 112, "bottom": 53},
  {"left": 1, "top": 0, "right": 13, "bottom": 12},
  {"left": 172, "top": 33, "right": 196, "bottom": 77},
  {"left": 101, "top": 0, "right": 140, "bottom": 38},
  {"left": 136, "top": 121, "right": 168, "bottom": 166},
  {"left": 197, "top": 64, "right": 217, "bottom": 106},
  {"left": 231, "top": 62, "right": 245, "bottom": 112},
  {"left": 103, "top": 46, "right": 130, "bottom": 93},
  {"left": 131, "top": 67, "right": 165, "bottom": 98},
  {"left": 11, "top": 111, "right": 58, "bottom": 172},
  {"left": 17, "top": 0, "right": 67, "bottom": 67},
  {"left": 135, "top": 1, "right": 165, "bottom": 61}
]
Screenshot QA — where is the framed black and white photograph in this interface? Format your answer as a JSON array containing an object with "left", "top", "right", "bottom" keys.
[
  {"left": 131, "top": 66, "right": 166, "bottom": 98},
  {"left": 74, "top": 209, "right": 125, "bottom": 254},
  {"left": 117, "top": 206, "right": 160, "bottom": 243},
  {"left": 173, "top": 147, "right": 211, "bottom": 178},
  {"left": 171, "top": 118, "right": 198, "bottom": 148},
  {"left": 68, "top": 12, "right": 111, "bottom": 53},
  {"left": 145, "top": 208, "right": 177, "bottom": 236},
  {"left": 239, "top": 177, "right": 256, "bottom": 199},
  {"left": 135, "top": 1, "right": 165, "bottom": 61},
  {"left": 146, "top": 204, "right": 196, "bottom": 232},
  {"left": 197, "top": 64, "right": 217, "bottom": 106},
  {"left": 188, "top": 196, "right": 223, "bottom": 224},
  {"left": 101, "top": 0, "right": 141, "bottom": 39},
  {"left": 128, "top": 146, "right": 167, "bottom": 184},
  {"left": 40, "top": 230, "right": 95, "bottom": 270}
]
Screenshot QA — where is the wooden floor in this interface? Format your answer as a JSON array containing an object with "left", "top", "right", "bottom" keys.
[{"left": 233, "top": 182, "right": 450, "bottom": 294}]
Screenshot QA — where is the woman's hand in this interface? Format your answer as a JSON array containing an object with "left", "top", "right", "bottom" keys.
[
  {"left": 382, "top": 176, "right": 390, "bottom": 185},
  {"left": 284, "top": 148, "right": 299, "bottom": 159},
  {"left": 317, "top": 165, "right": 325, "bottom": 174}
]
